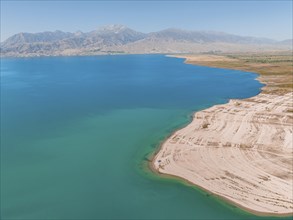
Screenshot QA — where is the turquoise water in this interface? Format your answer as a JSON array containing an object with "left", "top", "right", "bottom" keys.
[{"left": 1, "top": 55, "right": 288, "bottom": 219}]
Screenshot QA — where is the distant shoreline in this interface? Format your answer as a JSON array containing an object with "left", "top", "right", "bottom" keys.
[{"left": 150, "top": 53, "right": 293, "bottom": 217}]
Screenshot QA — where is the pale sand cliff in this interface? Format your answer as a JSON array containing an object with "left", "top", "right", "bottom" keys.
[{"left": 152, "top": 56, "right": 293, "bottom": 216}]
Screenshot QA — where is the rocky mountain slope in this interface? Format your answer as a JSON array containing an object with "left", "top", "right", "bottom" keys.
[{"left": 1, "top": 25, "right": 291, "bottom": 57}]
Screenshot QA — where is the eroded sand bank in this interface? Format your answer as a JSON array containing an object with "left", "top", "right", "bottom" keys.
[{"left": 152, "top": 56, "right": 293, "bottom": 216}]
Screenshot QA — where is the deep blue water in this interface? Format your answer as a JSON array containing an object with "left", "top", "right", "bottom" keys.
[{"left": 1, "top": 55, "right": 285, "bottom": 219}]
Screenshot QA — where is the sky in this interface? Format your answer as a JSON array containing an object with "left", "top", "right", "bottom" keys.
[{"left": 1, "top": 0, "right": 292, "bottom": 41}]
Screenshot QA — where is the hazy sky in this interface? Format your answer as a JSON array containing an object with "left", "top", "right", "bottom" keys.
[{"left": 1, "top": 0, "right": 292, "bottom": 41}]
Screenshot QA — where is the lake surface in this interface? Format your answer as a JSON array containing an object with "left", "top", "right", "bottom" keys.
[{"left": 1, "top": 55, "right": 287, "bottom": 219}]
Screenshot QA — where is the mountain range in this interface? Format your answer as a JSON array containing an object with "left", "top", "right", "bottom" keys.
[{"left": 1, "top": 24, "right": 292, "bottom": 57}]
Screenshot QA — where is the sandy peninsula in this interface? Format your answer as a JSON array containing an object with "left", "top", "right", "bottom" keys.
[{"left": 152, "top": 54, "right": 293, "bottom": 216}]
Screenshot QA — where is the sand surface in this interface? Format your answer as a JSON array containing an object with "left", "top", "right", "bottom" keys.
[
  {"left": 152, "top": 56, "right": 293, "bottom": 216},
  {"left": 167, "top": 54, "right": 237, "bottom": 62}
]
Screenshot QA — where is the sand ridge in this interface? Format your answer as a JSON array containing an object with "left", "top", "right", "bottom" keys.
[{"left": 152, "top": 61, "right": 293, "bottom": 215}]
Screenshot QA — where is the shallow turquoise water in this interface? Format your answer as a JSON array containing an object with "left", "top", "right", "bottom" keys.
[{"left": 1, "top": 55, "right": 289, "bottom": 219}]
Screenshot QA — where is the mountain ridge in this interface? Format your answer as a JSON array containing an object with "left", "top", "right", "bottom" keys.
[{"left": 1, "top": 25, "right": 292, "bottom": 57}]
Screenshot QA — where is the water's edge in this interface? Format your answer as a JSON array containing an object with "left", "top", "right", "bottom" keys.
[{"left": 145, "top": 56, "right": 292, "bottom": 218}]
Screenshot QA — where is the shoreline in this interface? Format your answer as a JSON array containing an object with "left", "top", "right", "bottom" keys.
[
  {"left": 148, "top": 155, "right": 293, "bottom": 218},
  {"left": 149, "top": 54, "right": 293, "bottom": 217}
]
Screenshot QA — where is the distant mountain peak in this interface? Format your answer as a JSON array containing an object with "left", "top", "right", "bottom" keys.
[
  {"left": 74, "top": 30, "right": 84, "bottom": 36},
  {"left": 96, "top": 24, "right": 129, "bottom": 33}
]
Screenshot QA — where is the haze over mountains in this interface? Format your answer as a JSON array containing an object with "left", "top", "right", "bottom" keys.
[{"left": 1, "top": 24, "right": 292, "bottom": 57}]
